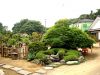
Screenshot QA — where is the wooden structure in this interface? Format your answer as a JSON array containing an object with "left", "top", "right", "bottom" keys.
[{"left": 0, "top": 43, "right": 28, "bottom": 59}]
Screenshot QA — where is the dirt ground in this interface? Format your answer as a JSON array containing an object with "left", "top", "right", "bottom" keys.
[
  {"left": 0, "top": 57, "right": 42, "bottom": 72},
  {"left": 47, "top": 44, "right": 100, "bottom": 75}
]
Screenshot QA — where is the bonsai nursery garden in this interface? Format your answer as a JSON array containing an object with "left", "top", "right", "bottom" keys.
[{"left": 0, "top": 19, "right": 96, "bottom": 75}]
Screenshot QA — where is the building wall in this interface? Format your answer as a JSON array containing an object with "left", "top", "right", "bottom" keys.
[{"left": 70, "top": 22, "right": 92, "bottom": 31}]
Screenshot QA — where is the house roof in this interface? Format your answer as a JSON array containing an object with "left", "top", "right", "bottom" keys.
[
  {"left": 89, "top": 16, "right": 100, "bottom": 31},
  {"left": 78, "top": 19, "right": 94, "bottom": 23}
]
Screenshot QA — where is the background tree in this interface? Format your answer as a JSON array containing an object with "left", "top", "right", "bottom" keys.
[
  {"left": 12, "top": 19, "right": 45, "bottom": 34},
  {"left": 31, "top": 32, "right": 42, "bottom": 42},
  {"left": 55, "top": 19, "right": 70, "bottom": 28}
]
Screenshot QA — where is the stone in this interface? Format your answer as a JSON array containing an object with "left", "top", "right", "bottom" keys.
[
  {"left": 0, "top": 69, "right": 5, "bottom": 75},
  {"left": 47, "top": 64, "right": 57, "bottom": 68},
  {"left": 43, "top": 67, "right": 53, "bottom": 70},
  {"left": 30, "top": 73, "right": 44, "bottom": 75},
  {"left": 0, "top": 64, "right": 5, "bottom": 66},
  {"left": 35, "top": 69, "right": 46, "bottom": 74},
  {"left": 2, "top": 65, "right": 14, "bottom": 69},
  {"left": 60, "top": 60, "right": 65, "bottom": 64},
  {"left": 32, "top": 59, "right": 40, "bottom": 64},
  {"left": 17, "top": 69, "right": 32, "bottom": 75},
  {"left": 10, "top": 67, "right": 23, "bottom": 72},
  {"left": 78, "top": 56, "right": 85, "bottom": 63},
  {"left": 66, "top": 61, "right": 79, "bottom": 65}
]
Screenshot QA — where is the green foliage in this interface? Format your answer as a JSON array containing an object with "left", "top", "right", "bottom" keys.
[
  {"left": 58, "top": 49, "right": 65, "bottom": 60},
  {"left": 12, "top": 19, "right": 45, "bottom": 34},
  {"left": 27, "top": 52, "right": 36, "bottom": 61},
  {"left": 0, "top": 23, "right": 4, "bottom": 33},
  {"left": 35, "top": 51, "right": 46, "bottom": 60},
  {"left": 55, "top": 19, "right": 70, "bottom": 28},
  {"left": 64, "top": 50, "right": 81, "bottom": 62},
  {"left": 65, "top": 50, "right": 81, "bottom": 57},
  {"left": 78, "top": 9, "right": 100, "bottom": 20},
  {"left": 31, "top": 32, "right": 42, "bottom": 42},
  {"left": 7, "top": 38, "right": 16, "bottom": 46},
  {"left": 28, "top": 42, "right": 47, "bottom": 52},
  {"left": 42, "top": 23, "right": 95, "bottom": 49},
  {"left": 27, "top": 41, "right": 47, "bottom": 60},
  {"left": 35, "top": 51, "right": 52, "bottom": 65},
  {"left": 21, "top": 37, "right": 30, "bottom": 45},
  {"left": 44, "top": 49, "right": 54, "bottom": 55},
  {"left": 64, "top": 55, "right": 78, "bottom": 62}
]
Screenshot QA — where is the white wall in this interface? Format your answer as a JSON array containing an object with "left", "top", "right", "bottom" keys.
[{"left": 98, "top": 32, "right": 100, "bottom": 40}]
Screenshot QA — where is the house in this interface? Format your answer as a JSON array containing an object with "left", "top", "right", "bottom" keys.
[
  {"left": 89, "top": 16, "right": 100, "bottom": 40},
  {"left": 70, "top": 19, "right": 94, "bottom": 31}
]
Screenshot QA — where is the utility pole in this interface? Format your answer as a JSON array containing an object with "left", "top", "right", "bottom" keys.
[
  {"left": 45, "top": 19, "right": 46, "bottom": 27},
  {"left": 44, "top": 19, "right": 46, "bottom": 31}
]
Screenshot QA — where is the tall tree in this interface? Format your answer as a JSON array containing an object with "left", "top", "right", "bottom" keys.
[
  {"left": 12, "top": 19, "right": 45, "bottom": 34},
  {"left": 0, "top": 23, "right": 4, "bottom": 33},
  {"left": 55, "top": 19, "right": 70, "bottom": 28}
]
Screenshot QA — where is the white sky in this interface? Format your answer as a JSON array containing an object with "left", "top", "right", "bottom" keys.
[{"left": 0, "top": 0, "right": 100, "bottom": 30}]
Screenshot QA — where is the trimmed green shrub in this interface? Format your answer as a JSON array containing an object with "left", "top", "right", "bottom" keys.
[
  {"left": 65, "top": 50, "right": 81, "bottom": 57},
  {"left": 58, "top": 49, "right": 65, "bottom": 60},
  {"left": 28, "top": 42, "right": 47, "bottom": 52},
  {"left": 35, "top": 51, "right": 51, "bottom": 65},
  {"left": 49, "top": 48, "right": 67, "bottom": 55},
  {"left": 64, "top": 50, "right": 81, "bottom": 62},
  {"left": 42, "top": 24, "right": 95, "bottom": 49},
  {"left": 51, "top": 48, "right": 60, "bottom": 55},
  {"left": 35, "top": 51, "right": 46, "bottom": 60},
  {"left": 44, "top": 49, "right": 54, "bottom": 55},
  {"left": 28, "top": 42, "right": 47, "bottom": 61},
  {"left": 64, "top": 55, "right": 78, "bottom": 62}
]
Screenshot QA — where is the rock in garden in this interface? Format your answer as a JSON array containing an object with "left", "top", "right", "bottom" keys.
[
  {"left": 0, "top": 69, "right": 5, "bottom": 75},
  {"left": 35, "top": 69, "right": 46, "bottom": 74},
  {"left": 30, "top": 73, "right": 43, "bottom": 75},
  {"left": 32, "top": 59, "right": 40, "bottom": 64},
  {"left": 0, "top": 64, "right": 5, "bottom": 66},
  {"left": 60, "top": 60, "right": 65, "bottom": 64},
  {"left": 66, "top": 61, "right": 79, "bottom": 65},
  {"left": 17, "top": 69, "right": 32, "bottom": 75},
  {"left": 2, "top": 65, "right": 14, "bottom": 69},
  {"left": 78, "top": 56, "right": 85, "bottom": 63},
  {"left": 10, "top": 67, "right": 23, "bottom": 72},
  {"left": 43, "top": 67, "right": 53, "bottom": 70}
]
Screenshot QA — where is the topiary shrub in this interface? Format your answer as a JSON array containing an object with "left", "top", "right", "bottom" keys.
[
  {"left": 44, "top": 49, "right": 54, "bottom": 55},
  {"left": 49, "top": 48, "right": 67, "bottom": 55},
  {"left": 58, "top": 49, "right": 65, "bottom": 60},
  {"left": 64, "top": 55, "right": 78, "bottom": 62},
  {"left": 35, "top": 51, "right": 51, "bottom": 65},
  {"left": 42, "top": 23, "right": 95, "bottom": 49},
  {"left": 35, "top": 51, "right": 46, "bottom": 60},
  {"left": 28, "top": 42, "right": 47, "bottom": 52},
  {"left": 65, "top": 50, "right": 81, "bottom": 57},
  {"left": 50, "top": 48, "right": 60, "bottom": 55},
  {"left": 64, "top": 50, "right": 81, "bottom": 62},
  {"left": 27, "top": 42, "right": 47, "bottom": 61}
]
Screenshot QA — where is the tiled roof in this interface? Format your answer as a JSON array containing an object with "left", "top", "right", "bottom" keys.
[{"left": 78, "top": 19, "right": 94, "bottom": 23}]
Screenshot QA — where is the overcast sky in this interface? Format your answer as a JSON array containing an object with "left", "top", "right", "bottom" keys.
[{"left": 0, "top": 0, "right": 100, "bottom": 30}]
